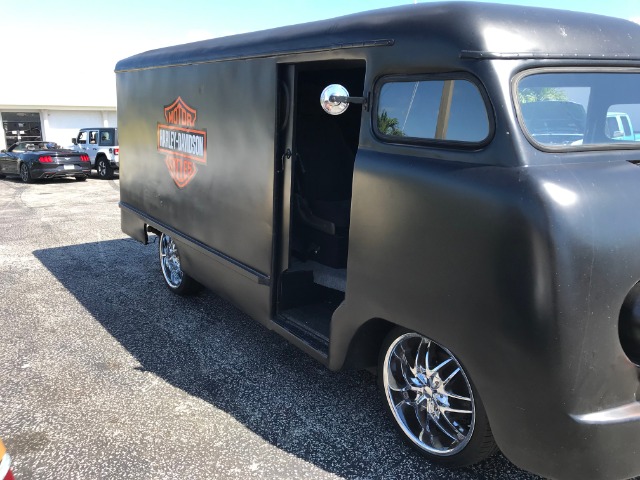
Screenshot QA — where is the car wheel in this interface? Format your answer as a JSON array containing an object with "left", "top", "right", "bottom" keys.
[
  {"left": 20, "top": 163, "right": 33, "bottom": 183},
  {"left": 97, "top": 157, "right": 113, "bottom": 180},
  {"left": 75, "top": 175, "right": 87, "bottom": 182},
  {"left": 159, "top": 232, "right": 198, "bottom": 295},
  {"left": 379, "top": 328, "right": 497, "bottom": 467}
]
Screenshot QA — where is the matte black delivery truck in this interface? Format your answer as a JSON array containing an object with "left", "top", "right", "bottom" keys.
[{"left": 116, "top": 3, "right": 640, "bottom": 478}]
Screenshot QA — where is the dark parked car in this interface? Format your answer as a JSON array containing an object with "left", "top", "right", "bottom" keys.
[{"left": 0, "top": 141, "right": 91, "bottom": 183}]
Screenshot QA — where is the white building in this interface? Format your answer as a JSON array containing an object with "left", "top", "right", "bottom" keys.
[{"left": 0, "top": 78, "right": 117, "bottom": 151}]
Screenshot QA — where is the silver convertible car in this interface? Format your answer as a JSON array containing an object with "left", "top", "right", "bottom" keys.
[{"left": 0, "top": 141, "right": 91, "bottom": 183}]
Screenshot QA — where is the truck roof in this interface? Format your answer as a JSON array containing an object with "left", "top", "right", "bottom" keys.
[{"left": 115, "top": 2, "right": 640, "bottom": 72}]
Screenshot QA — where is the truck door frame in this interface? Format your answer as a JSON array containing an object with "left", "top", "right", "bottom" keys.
[{"left": 272, "top": 63, "right": 296, "bottom": 316}]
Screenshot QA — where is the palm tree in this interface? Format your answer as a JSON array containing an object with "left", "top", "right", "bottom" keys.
[{"left": 378, "top": 111, "right": 405, "bottom": 136}]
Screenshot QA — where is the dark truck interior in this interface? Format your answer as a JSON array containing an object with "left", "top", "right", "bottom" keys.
[{"left": 276, "top": 61, "right": 365, "bottom": 354}]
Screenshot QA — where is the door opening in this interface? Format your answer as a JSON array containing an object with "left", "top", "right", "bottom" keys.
[
  {"left": 276, "top": 60, "right": 366, "bottom": 354},
  {"left": 2, "top": 112, "right": 42, "bottom": 147}
]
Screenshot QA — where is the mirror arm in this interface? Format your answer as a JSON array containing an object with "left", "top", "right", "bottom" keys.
[{"left": 329, "top": 95, "right": 369, "bottom": 110}]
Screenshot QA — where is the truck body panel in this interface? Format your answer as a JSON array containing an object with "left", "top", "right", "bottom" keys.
[{"left": 116, "top": 3, "right": 640, "bottom": 478}]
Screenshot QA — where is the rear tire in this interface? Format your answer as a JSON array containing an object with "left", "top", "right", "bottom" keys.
[
  {"left": 378, "top": 327, "right": 498, "bottom": 467},
  {"left": 20, "top": 163, "right": 33, "bottom": 183},
  {"left": 97, "top": 157, "right": 113, "bottom": 180},
  {"left": 159, "top": 232, "right": 198, "bottom": 295},
  {"left": 75, "top": 175, "right": 87, "bottom": 181}
]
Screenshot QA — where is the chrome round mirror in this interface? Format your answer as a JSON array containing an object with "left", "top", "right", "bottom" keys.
[{"left": 320, "top": 84, "right": 350, "bottom": 115}]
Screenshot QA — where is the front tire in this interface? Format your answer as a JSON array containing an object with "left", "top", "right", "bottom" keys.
[
  {"left": 20, "top": 163, "right": 33, "bottom": 183},
  {"left": 159, "top": 232, "right": 198, "bottom": 295},
  {"left": 96, "top": 157, "right": 114, "bottom": 179},
  {"left": 379, "top": 328, "right": 497, "bottom": 467}
]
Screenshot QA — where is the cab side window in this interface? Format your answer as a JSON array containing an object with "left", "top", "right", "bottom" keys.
[
  {"left": 100, "top": 130, "right": 114, "bottom": 146},
  {"left": 77, "top": 131, "right": 87, "bottom": 145},
  {"left": 606, "top": 105, "right": 637, "bottom": 141},
  {"left": 606, "top": 116, "right": 621, "bottom": 138},
  {"left": 89, "top": 131, "right": 99, "bottom": 144},
  {"left": 376, "top": 76, "right": 491, "bottom": 144},
  {"left": 620, "top": 116, "right": 633, "bottom": 137}
]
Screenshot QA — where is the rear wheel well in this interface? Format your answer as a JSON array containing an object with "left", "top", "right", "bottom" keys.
[
  {"left": 146, "top": 225, "right": 161, "bottom": 237},
  {"left": 342, "top": 318, "right": 397, "bottom": 370}
]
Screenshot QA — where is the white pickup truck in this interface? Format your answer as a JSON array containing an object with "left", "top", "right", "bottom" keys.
[
  {"left": 71, "top": 127, "right": 119, "bottom": 179},
  {"left": 607, "top": 111, "right": 640, "bottom": 141}
]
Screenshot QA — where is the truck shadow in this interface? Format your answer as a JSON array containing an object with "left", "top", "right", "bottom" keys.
[{"left": 33, "top": 238, "right": 535, "bottom": 480}]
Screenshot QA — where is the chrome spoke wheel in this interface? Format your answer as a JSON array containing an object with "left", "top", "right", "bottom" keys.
[
  {"left": 383, "top": 332, "right": 475, "bottom": 457},
  {"left": 159, "top": 233, "right": 184, "bottom": 289}
]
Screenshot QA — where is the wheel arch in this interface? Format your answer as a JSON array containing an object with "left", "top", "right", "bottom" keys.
[{"left": 339, "top": 317, "right": 397, "bottom": 370}]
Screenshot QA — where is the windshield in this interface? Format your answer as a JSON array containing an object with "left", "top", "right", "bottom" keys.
[
  {"left": 10, "top": 142, "right": 61, "bottom": 152},
  {"left": 515, "top": 70, "right": 640, "bottom": 150}
]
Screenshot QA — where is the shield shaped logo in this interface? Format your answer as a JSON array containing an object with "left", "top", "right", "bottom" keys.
[{"left": 157, "top": 97, "right": 207, "bottom": 188}]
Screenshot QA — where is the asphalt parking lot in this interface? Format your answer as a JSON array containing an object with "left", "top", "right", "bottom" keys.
[{"left": 0, "top": 175, "right": 540, "bottom": 479}]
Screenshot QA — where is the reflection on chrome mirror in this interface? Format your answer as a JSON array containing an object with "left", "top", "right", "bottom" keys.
[{"left": 320, "top": 84, "right": 350, "bottom": 115}]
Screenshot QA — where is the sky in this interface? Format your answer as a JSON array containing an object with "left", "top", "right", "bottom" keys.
[{"left": 1, "top": 0, "right": 639, "bottom": 107}]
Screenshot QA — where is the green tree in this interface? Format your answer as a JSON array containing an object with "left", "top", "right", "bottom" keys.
[
  {"left": 518, "top": 87, "right": 569, "bottom": 103},
  {"left": 378, "top": 111, "right": 405, "bottom": 136}
]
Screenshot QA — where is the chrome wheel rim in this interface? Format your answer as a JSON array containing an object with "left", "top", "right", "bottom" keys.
[
  {"left": 383, "top": 333, "right": 475, "bottom": 456},
  {"left": 160, "top": 233, "right": 184, "bottom": 288},
  {"left": 98, "top": 160, "right": 106, "bottom": 177},
  {"left": 20, "top": 164, "right": 29, "bottom": 182}
]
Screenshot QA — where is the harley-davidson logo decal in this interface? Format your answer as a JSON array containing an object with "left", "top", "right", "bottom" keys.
[{"left": 157, "top": 97, "right": 207, "bottom": 188}]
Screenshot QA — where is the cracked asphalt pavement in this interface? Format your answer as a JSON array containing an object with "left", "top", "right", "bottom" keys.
[{"left": 0, "top": 175, "right": 540, "bottom": 479}]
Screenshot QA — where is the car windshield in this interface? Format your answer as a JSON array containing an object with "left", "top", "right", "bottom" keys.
[{"left": 515, "top": 70, "right": 640, "bottom": 150}]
